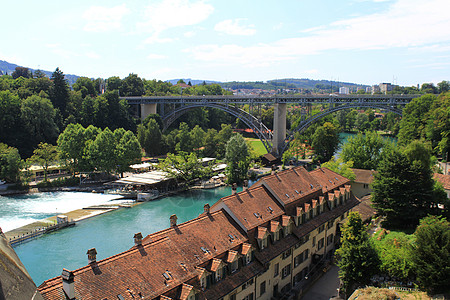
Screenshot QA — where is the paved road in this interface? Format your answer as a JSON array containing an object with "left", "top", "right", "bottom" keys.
[{"left": 301, "top": 265, "right": 340, "bottom": 300}]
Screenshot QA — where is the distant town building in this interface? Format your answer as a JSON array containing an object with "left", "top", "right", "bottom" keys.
[
  {"left": 365, "top": 87, "right": 372, "bottom": 93},
  {"left": 378, "top": 83, "right": 393, "bottom": 94},
  {"left": 38, "top": 166, "right": 360, "bottom": 300},
  {"left": 339, "top": 87, "right": 350, "bottom": 94},
  {"left": 371, "top": 85, "right": 381, "bottom": 94},
  {"left": 350, "top": 168, "right": 376, "bottom": 198}
]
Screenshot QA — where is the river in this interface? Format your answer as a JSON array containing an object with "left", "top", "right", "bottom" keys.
[{"left": 2, "top": 186, "right": 239, "bottom": 285}]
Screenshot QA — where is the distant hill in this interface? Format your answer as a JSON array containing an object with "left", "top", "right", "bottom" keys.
[
  {"left": 0, "top": 60, "right": 80, "bottom": 85},
  {"left": 166, "top": 78, "right": 222, "bottom": 86}
]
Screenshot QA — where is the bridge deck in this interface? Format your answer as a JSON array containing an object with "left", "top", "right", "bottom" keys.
[{"left": 123, "top": 94, "right": 420, "bottom": 105}]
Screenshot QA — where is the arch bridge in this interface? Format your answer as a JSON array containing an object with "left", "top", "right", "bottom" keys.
[{"left": 124, "top": 94, "right": 420, "bottom": 156}]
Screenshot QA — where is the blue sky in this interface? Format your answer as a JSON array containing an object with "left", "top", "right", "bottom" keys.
[{"left": 1, "top": 0, "right": 449, "bottom": 86}]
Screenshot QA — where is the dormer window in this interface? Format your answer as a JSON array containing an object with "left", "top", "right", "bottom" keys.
[
  {"left": 245, "top": 252, "right": 252, "bottom": 264},
  {"left": 274, "top": 229, "right": 280, "bottom": 242},
  {"left": 231, "top": 260, "right": 238, "bottom": 273},
  {"left": 261, "top": 237, "right": 268, "bottom": 249}
]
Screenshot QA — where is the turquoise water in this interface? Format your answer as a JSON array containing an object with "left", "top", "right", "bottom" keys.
[{"left": 12, "top": 186, "right": 238, "bottom": 285}]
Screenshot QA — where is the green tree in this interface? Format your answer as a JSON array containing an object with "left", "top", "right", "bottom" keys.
[
  {"left": 216, "top": 124, "right": 234, "bottom": 158},
  {"left": 320, "top": 157, "right": 355, "bottom": 181},
  {"left": 0, "top": 143, "right": 22, "bottom": 183},
  {"left": 0, "top": 91, "right": 22, "bottom": 149},
  {"left": 57, "top": 123, "right": 88, "bottom": 175},
  {"left": 121, "top": 73, "right": 144, "bottom": 96},
  {"left": 115, "top": 130, "right": 141, "bottom": 176},
  {"left": 336, "top": 212, "right": 379, "bottom": 296},
  {"left": 87, "top": 128, "right": 116, "bottom": 174},
  {"left": 225, "top": 134, "right": 250, "bottom": 184},
  {"left": 437, "top": 80, "right": 449, "bottom": 93},
  {"left": 355, "top": 112, "right": 370, "bottom": 131},
  {"left": 411, "top": 216, "right": 450, "bottom": 294},
  {"left": 29, "top": 143, "right": 58, "bottom": 182},
  {"left": 11, "top": 67, "right": 31, "bottom": 79},
  {"left": 175, "top": 122, "right": 192, "bottom": 153},
  {"left": 341, "top": 131, "right": 389, "bottom": 170},
  {"left": 372, "top": 144, "right": 446, "bottom": 228},
  {"left": 50, "top": 67, "right": 70, "bottom": 114},
  {"left": 159, "top": 152, "right": 211, "bottom": 185},
  {"left": 21, "top": 95, "right": 59, "bottom": 156},
  {"left": 137, "top": 118, "right": 163, "bottom": 156},
  {"left": 398, "top": 94, "right": 436, "bottom": 145},
  {"left": 73, "top": 77, "right": 96, "bottom": 98},
  {"left": 107, "top": 76, "right": 122, "bottom": 92},
  {"left": 203, "top": 128, "right": 218, "bottom": 157},
  {"left": 311, "top": 122, "right": 340, "bottom": 163},
  {"left": 190, "top": 125, "right": 206, "bottom": 155}
]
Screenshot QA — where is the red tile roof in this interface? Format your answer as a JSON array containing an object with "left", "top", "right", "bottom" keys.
[
  {"left": 434, "top": 173, "right": 450, "bottom": 190},
  {"left": 351, "top": 168, "right": 376, "bottom": 184},
  {"left": 256, "top": 166, "right": 322, "bottom": 206},
  {"left": 310, "top": 167, "right": 350, "bottom": 192},
  {"left": 211, "top": 185, "right": 284, "bottom": 231},
  {"left": 38, "top": 209, "right": 246, "bottom": 300}
]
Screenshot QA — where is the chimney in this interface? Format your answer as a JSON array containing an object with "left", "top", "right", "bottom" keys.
[
  {"left": 62, "top": 269, "right": 75, "bottom": 299},
  {"left": 271, "top": 165, "right": 277, "bottom": 175},
  {"left": 134, "top": 232, "right": 143, "bottom": 246},
  {"left": 243, "top": 180, "right": 248, "bottom": 191},
  {"left": 170, "top": 214, "right": 178, "bottom": 227},
  {"left": 87, "top": 248, "right": 97, "bottom": 264},
  {"left": 203, "top": 203, "right": 210, "bottom": 214},
  {"left": 232, "top": 183, "right": 237, "bottom": 194}
]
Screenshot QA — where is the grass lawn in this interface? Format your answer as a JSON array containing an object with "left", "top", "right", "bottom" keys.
[{"left": 245, "top": 138, "right": 268, "bottom": 157}]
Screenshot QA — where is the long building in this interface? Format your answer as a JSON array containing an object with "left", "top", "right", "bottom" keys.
[{"left": 37, "top": 166, "right": 360, "bottom": 300}]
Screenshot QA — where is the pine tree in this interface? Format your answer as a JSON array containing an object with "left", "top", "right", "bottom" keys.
[{"left": 50, "top": 67, "right": 70, "bottom": 115}]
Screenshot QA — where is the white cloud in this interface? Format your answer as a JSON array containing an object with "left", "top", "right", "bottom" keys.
[
  {"left": 214, "top": 19, "right": 256, "bottom": 36},
  {"left": 185, "top": 0, "right": 450, "bottom": 65},
  {"left": 83, "top": 4, "right": 130, "bottom": 32},
  {"left": 137, "top": 0, "right": 213, "bottom": 43},
  {"left": 85, "top": 51, "right": 100, "bottom": 59},
  {"left": 147, "top": 53, "right": 168, "bottom": 60},
  {"left": 184, "top": 31, "right": 196, "bottom": 38},
  {"left": 144, "top": 34, "right": 175, "bottom": 44}
]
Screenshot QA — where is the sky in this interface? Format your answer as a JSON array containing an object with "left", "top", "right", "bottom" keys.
[{"left": 1, "top": 0, "right": 450, "bottom": 86}]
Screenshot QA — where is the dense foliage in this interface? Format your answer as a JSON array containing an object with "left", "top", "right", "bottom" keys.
[
  {"left": 411, "top": 216, "right": 450, "bottom": 294},
  {"left": 225, "top": 134, "right": 251, "bottom": 184},
  {"left": 311, "top": 122, "right": 340, "bottom": 163},
  {"left": 336, "top": 212, "right": 379, "bottom": 295},
  {"left": 372, "top": 141, "right": 447, "bottom": 228},
  {"left": 341, "top": 131, "right": 393, "bottom": 170}
]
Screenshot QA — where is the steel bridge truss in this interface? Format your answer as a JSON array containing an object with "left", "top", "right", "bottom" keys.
[{"left": 161, "top": 103, "right": 274, "bottom": 153}]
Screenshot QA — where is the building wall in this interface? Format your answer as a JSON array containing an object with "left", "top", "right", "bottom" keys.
[{"left": 351, "top": 182, "right": 372, "bottom": 198}]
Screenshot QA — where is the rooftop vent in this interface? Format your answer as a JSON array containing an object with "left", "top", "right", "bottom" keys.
[
  {"left": 134, "top": 232, "right": 143, "bottom": 246},
  {"left": 267, "top": 206, "right": 273, "bottom": 213},
  {"left": 243, "top": 179, "right": 248, "bottom": 191},
  {"left": 170, "top": 214, "right": 178, "bottom": 227},
  {"left": 163, "top": 272, "right": 171, "bottom": 281},
  {"left": 228, "top": 234, "right": 235, "bottom": 241},
  {"left": 201, "top": 247, "right": 210, "bottom": 254},
  {"left": 62, "top": 269, "right": 75, "bottom": 300},
  {"left": 232, "top": 183, "right": 237, "bottom": 195},
  {"left": 295, "top": 190, "right": 300, "bottom": 194},
  {"left": 285, "top": 193, "right": 290, "bottom": 198},
  {"left": 335, "top": 177, "right": 339, "bottom": 181},
  {"left": 253, "top": 212, "right": 261, "bottom": 219},
  {"left": 87, "top": 248, "right": 97, "bottom": 264},
  {"left": 328, "top": 180, "right": 333, "bottom": 183},
  {"left": 309, "top": 184, "right": 314, "bottom": 189},
  {"left": 203, "top": 203, "right": 210, "bottom": 214}
]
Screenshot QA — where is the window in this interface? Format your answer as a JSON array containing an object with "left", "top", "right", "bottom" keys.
[
  {"left": 200, "top": 277, "right": 206, "bottom": 288},
  {"left": 230, "top": 293, "right": 236, "bottom": 300},
  {"left": 318, "top": 238, "right": 324, "bottom": 250},
  {"left": 363, "top": 183, "right": 369, "bottom": 189},
  {"left": 294, "top": 252, "right": 303, "bottom": 267},
  {"left": 327, "top": 234, "right": 334, "bottom": 246},
  {"left": 309, "top": 210, "right": 313, "bottom": 219},
  {"left": 231, "top": 260, "right": 238, "bottom": 273},
  {"left": 216, "top": 268, "right": 223, "bottom": 281},
  {"left": 304, "top": 234, "right": 310, "bottom": 243},
  {"left": 243, "top": 293, "right": 254, "bottom": 300},
  {"left": 282, "top": 264, "right": 291, "bottom": 279},
  {"left": 282, "top": 249, "right": 291, "bottom": 260},
  {"left": 318, "top": 224, "right": 325, "bottom": 233},
  {"left": 260, "top": 281, "right": 266, "bottom": 295},
  {"left": 274, "top": 263, "right": 279, "bottom": 277},
  {"left": 245, "top": 252, "right": 252, "bottom": 265},
  {"left": 327, "top": 221, "right": 334, "bottom": 229},
  {"left": 261, "top": 237, "right": 268, "bottom": 249},
  {"left": 304, "top": 249, "right": 309, "bottom": 260},
  {"left": 274, "top": 230, "right": 280, "bottom": 242},
  {"left": 312, "top": 236, "right": 316, "bottom": 247},
  {"left": 242, "top": 279, "right": 254, "bottom": 290},
  {"left": 302, "top": 214, "right": 307, "bottom": 223}
]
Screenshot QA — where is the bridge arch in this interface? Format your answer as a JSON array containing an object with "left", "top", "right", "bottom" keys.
[
  {"left": 281, "top": 103, "right": 403, "bottom": 153},
  {"left": 162, "top": 103, "right": 274, "bottom": 153}
]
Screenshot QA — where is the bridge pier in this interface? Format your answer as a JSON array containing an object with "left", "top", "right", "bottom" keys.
[
  {"left": 272, "top": 103, "right": 287, "bottom": 155},
  {"left": 140, "top": 103, "right": 157, "bottom": 120}
]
